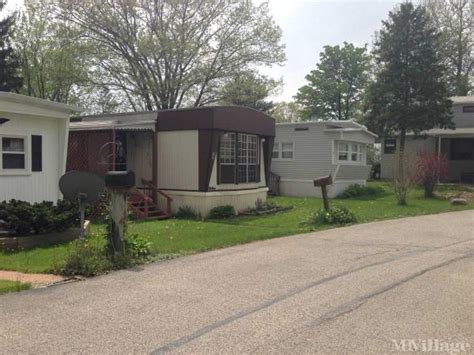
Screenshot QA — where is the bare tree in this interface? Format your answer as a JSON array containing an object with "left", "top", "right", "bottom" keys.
[
  {"left": 422, "top": 0, "right": 473, "bottom": 95},
  {"left": 56, "top": 0, "right": 285, "bottom": 111}
]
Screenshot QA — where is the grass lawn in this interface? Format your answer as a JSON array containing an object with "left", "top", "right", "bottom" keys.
[
  {"left": 0, "top": 182, "right": 472, "bottom": 274},
  {"left": 0, "top": 280, "right": 31, "bottom": 295}
]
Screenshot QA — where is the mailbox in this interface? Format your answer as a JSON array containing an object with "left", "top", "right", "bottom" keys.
[
  {"left": 105, "top": 171, "right": 135, "bottom": 189},
  {"left": 313, "top": 175, "right": 332, "bottom": 187}
]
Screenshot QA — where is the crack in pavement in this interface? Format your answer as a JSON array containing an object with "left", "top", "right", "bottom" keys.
[{"left": 151, "top": 238, "right": 473, "bottom": 354}]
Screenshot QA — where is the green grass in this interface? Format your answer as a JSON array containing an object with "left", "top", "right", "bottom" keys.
[
  {"left": 0, "top": 182, "right": 472, "bottom": 274},
  {"left": 0, "top": 280, "right": 31, "bottom": 295}
]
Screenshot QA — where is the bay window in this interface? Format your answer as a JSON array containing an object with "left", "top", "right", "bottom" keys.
[
  {"left": 1, "top": 136, "right": 26, "bottom": 170},
  {"left": 219, "top": 132, "right": 260, "bottom": 184}
]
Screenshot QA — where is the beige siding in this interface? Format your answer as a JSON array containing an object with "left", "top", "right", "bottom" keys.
[
  {"left": 157, "top": 130, "right": 199, "bottom": 190},
  {"left": 452, "top": 102, "right": 474, "bottom": 128},
  {"left": 0, "top": 113, "right": 65, "bottom": 203},
  {"left": 380, "top": 136, "right": 436, "bottom": 179},
  {"left": 126, "top": 131, "right": 153, "bottom": 184}
]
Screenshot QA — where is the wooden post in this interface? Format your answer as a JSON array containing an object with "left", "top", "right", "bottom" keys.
[
  {"left": 109, "top": 190, "right": 127, "bottom": 256},
  {"left": 313, "top": 175, "right": 333, "bottom": 212}
]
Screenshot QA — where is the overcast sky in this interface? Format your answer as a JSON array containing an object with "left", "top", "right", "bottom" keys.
[{"left": 5, "top": 0, "right": 399, "bottom": 101}]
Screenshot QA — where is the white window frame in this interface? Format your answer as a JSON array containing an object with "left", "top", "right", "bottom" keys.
[
  {"left": 335, "top": 140, "right": 365, "bottom": 165},
  {"left": 273, "top": 141, "right": 294, "bottom": 161},
  {"left": 0, "top": 134, "right": 30, "bottom": 175},
  {"left": 237, "top": 133, "right": 259, "bottom": 183}
]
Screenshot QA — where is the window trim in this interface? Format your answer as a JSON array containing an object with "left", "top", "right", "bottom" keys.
[
  {"left": 272, "top": 141, "right": 294, "bottom": 161},
  {"left": 0, "top": 134, "right": 30, "bottom": 175},
  {"left": 335, "top": 140, "right": 365, "bottom": 165}
]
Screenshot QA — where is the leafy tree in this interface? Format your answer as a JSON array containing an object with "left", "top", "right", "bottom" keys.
[
  {"left": 270, "top": 101, "right": 302, "bottom": 122},
  {"left": 220, "top": 71, "right": 280, "bottom": 113},
  {"left": 57, "top": 0, "right": 285, "bottom": 111},
  {"left": 364, "top": 3, "right": 453, "bottom": 204},
  {"left": 422, "top": 0, "right": 473, "bottom": 95},
  {"left": 13, "top": 1, "right": 90, "bottom": 104},
  {"left": 295, "top": 42, "right": 371, "bottom": 120},
  {"left": 0, "top": 0, "right": 21, "bottom": 92}
]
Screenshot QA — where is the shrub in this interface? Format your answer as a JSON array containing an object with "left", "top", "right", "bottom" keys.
[
  {"left": 337, "top": 184, "right": 385, "bottom": 199},
  {"left": 310, "top": 206, "right": 357, "bottom": 225},
  {"left": 175, "top": 205, "right": 198, "bottom": 219},
  {"left": 0, "top": 199, "right": 79, "bottom": 236},
  {"left": 208, "top": 205, "right": 235, "bottom": 219},
  {"left": 414, "top": 152, "right": 449, "bottom": 198},
  {"left": 56, "top": 233, "right": 112, "bottom": 277}
]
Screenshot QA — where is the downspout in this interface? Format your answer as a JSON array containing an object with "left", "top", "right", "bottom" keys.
[{"left": 437, "top": 135, "right": 441, "bottom": 183}]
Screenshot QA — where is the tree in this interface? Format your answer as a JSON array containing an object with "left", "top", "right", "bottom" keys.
[
  {"left": 364, "top": 2, "right": 453, "bottom": 204},
  {"left": 422, "top": 0, "right": 473, "bottom": 95},
  {"left": 57, "top": 0, "right": 285, "bottom": 111},
  {"left": 13, "top": 1, "right": 90, "bottom": 104},
  {"left": 0, "top": 0, "right": 22, "bottom": 92},
  {"left": 220, "top": 71, "right": 280, "bottom": 113},
  {"left": 295, "top": 42, "right": 371, "bottom": 121},
  {"left": 270, "top": 101, "right": 302, "bottom": 122}
]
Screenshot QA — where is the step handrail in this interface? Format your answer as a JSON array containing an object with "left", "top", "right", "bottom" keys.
[{"left": 141, "top": 179, "right": 173, "bottom": 216}]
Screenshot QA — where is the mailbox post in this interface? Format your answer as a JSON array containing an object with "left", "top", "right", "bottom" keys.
[
  {"left": 105, "top": 171, "right": 135, "bottom": 257},
  {"left": 313, "top": 175, "right": 333, "bottom": 211}
]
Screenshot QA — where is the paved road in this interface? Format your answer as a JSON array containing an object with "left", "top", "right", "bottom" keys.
[{"left": 1, "top": 211, "right": 473, "bottom": 354}]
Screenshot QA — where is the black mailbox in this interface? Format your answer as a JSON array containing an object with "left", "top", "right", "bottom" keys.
[
  {"left": 313, "top": 175, "right": 332, "bottom": 187},
  {"left": 105, "top": 171, "right": 135, "bottom": 189}
]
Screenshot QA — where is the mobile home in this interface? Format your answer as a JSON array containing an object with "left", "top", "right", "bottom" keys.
[{"left": 271, "top": 120, "right": 377, "bottom": 198}]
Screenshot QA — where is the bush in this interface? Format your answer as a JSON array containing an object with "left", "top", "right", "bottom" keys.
[
  {"left": 337, "top": 184, "right": 385, "bottom": 199},
  {"left": 0, "top": 199, "right": 79, "bottom": 236},
  {"left": 208, "top": 205, "right": 235, "bottom": 219},
  {"left": 310, "top": 206, "right": 357, "bottom": 225},
  {"left": 414, "top": 152, "right": 449, "bottom": 198},
  {"left": 175, "top": 205, "right": 199, "bottom": 219},
  {"left": 56, "top": 233, "right": 112, "bottom": 277}
]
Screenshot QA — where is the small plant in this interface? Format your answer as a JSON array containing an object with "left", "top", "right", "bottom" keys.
[
  {"left": 124, "top": 233, "right": 152, "bottom": 260},
  {"left": 56, "top": 233, "right": 112, "bottom": 277},
  {"left": 208, "top": 205, "right": 235, "bottom": 219},
  {"left": 175, "top": 205, "right": 198, "bottom": 219},
  {"left": 337, "top": 184, "right": 385, "bottom": 199},
  {"left": 414, "top": 151, "right": 449, "bottom": 198},
  {"left": 310, "top": 206, "right": 357, "bottom": 225}
]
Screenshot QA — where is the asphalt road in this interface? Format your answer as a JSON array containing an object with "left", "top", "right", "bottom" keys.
[{"left": 1, "top": 210, "right": 473, "bottom": 354}]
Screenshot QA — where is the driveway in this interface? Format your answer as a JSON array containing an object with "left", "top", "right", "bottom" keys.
[{"left": 1, "top": 210, "right": 473, "bottom": 354}]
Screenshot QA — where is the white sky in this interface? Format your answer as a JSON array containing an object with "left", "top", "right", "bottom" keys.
[{"left": 4, "top": 0, "right": 399, "bottom": 101}]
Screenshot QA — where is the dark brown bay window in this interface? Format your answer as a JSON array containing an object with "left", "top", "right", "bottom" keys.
[{"left": 218, "top": 132, "right": 260, "bottom": 184}]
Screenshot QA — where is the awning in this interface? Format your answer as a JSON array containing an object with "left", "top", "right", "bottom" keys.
[{"left": 70, "top": 119, "right": 156, "bottom": 131}]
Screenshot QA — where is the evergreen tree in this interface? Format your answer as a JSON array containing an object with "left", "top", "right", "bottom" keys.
[
  {"left": 0, "top": 0, "right": 21, "bottom": 92},
  {"left": 364, "top": 2, "right": 453, "bottom": 204}
]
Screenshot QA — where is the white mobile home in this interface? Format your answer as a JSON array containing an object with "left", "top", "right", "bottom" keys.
[
  {"left": 271, "top": 120, "right": 377, "bottom": 198},
  {"left": 0, "top": 93, "right": 78, "bottom": 203}
]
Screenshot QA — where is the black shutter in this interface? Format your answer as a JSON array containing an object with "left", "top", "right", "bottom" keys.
[{"left": 31, "top": 135, "right": 42, "bottom": 172}]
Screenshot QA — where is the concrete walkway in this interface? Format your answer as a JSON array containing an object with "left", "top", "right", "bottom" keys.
[{"left": 0, "top": 210, "right": 473, "bottom": 354}]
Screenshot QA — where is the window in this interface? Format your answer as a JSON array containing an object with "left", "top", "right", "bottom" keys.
[
  {"left": 272, "top": 141, "right": 294, "bottom": 160},
  {"left": 219, "top": 133, "right": 236, "bottom": 183},
  {"left": 450, "top": 138, "right": 474, "bottom": 160},
  {"left": 281, "top": 143, "right": 294, "bottom": 159},
  {"left": 337, "top": 141, "right": 363, "bottom": 163},
  {"left": 272, "top": 142, "right": 280, "bottom": 159},
  {"left": 218, "top": 133, "right": 259, "bottom": 184},
  {"left": 384, "top": 138, "right": 397, "bottom": 154},
  {"left": 1, "top": 136, "right": 26, "bottom": 170},
  {"left": 462, "top": 105, "right": 474, "bottom": 113}
]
